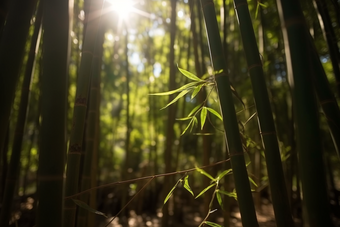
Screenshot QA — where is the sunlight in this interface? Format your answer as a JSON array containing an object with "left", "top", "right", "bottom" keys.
[{"left": 106, "top": 0, "right": 136, "bottom": 20}]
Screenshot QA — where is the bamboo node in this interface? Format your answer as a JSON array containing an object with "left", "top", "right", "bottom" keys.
[
  {"left": 234, "top": 0, "right": 248, "bottom": 9},
  {"left": 284, "top": 18, "right": 306, "bottom": 29},
  {"left": 70, "top": 143, "right": 82, "bottom": 153},
  {"left": 229, "top": 151, "right": 244, "bottom": 157},
  {"left": 260, "top": 131, "right": 276, "bottom": 136},
  {"left": 75, "top": 96, "right": 87, "bottom": 105}
]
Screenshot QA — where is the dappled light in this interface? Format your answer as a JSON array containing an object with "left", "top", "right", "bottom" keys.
[{"left": 1, "top": 0, "right": 340, "bottom": 227}]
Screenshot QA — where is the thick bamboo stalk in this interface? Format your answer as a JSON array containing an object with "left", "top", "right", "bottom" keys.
[
  {"left": 232, "top": 1, "right": 295, "bottom": 226},
  {"left": 0, "top": 0, "right": 36, "bottom": 162},
  {"left": 199, "top": 1, "right": 259, "bottom": 227},
  {"left": 0, "top": 3, "right": 42, "bottom": 226},
  {"left": 63, "top": 0, "right": 102, "bottom": 226},
  {"left": 76, "top": 25, "right": 104, "bottom": 227},
  {"left": 37, "top": 0, "right": 69, "bottom": 225},
  {"left": 276, "top": 0, "right": 334, "bottom": 226},
  {"left": 308, "top": 35, "right": 340, "bottom": 158}
]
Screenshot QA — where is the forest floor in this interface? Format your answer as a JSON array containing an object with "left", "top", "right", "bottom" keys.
[{"left": 101, "top": 200, "right": 298, "bottom": 227}]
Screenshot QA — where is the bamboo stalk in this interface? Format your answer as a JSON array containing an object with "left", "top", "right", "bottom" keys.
[
  {"left": 37, "top": 0, "right": 69, "bottom": 225},
  {"left": 0, "top": 3, "right": 42, "bottom": 226},
  {"left": 63, "top": 0, "right": 102, "bottom": 225},
  {"left": 199, "top": 1, "right": 259, "bottom": 227},
  {"left": 276, "top": 0, "right": 334, "bottom": 226},
  {"left": 232, "top": 0, "right": 295, "bottom": 226},
  {"left": 0, "top": 0, "right": 37, "bottom": 161}
]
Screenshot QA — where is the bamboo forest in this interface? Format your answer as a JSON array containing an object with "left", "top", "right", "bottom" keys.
[{"left": 1, "top": 0, "right": 340, "bottom": 226}]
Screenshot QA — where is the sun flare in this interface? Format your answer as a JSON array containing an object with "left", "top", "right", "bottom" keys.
[{"left": 107, "top": 0, "right": 136, "bottom": 19}]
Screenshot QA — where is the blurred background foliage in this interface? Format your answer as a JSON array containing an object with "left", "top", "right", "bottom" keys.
[{"left": 0, "top": 0, "right": 340, "bottom": 226}]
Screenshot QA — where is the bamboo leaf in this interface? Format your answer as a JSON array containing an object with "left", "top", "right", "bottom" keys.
[
  {"left": 73, "top": 199, "right": 108, "bottom": 218},
  {"left": 164, "top": 180, "right": 181, "bottom": 204},
  {"left": 255, "top": 3, "right": 260, "bottom": 19},
  {"left": 217, "top": 169, "right": 233, "bottom": 180},
  {"left": 195, "top": 166, "right": 215, "bottom": 180},
  {"left": 200, "top": 107, "right": 208, "bottom": 130},
  {"left": 206, "top": 107, "right": 223, "bottom": 121},
  {"left": 195, "top": 183, "right": 216, "bottom": 199},
  {"left": 191, "top": 83, "right": 205, "bottom": 99},
  {"left": 218, "top": 190, "right": 237, "bottom": 200},
  {"left": 176, "top": 117, "right": 192, "bottom": 121},
  {"left": 161, "top": 89, "right": 190, "bottom": 110},
  {"left": 188, "top": 104, "right": 202, "bottom": 117},
  {"left": 216, "top": 191, "right": 223, "bottom": 208},
  {"left": 181, "top": 118, "right": 194, "bottom": 135},
  {"left": 248, "top": 176, "right": 258, "bottom": 187},
  {"left": 150, "top": 81, "right": 199, "bottom": 96},
  {"left": 191, "top": 116, "right": 198, "bottom": 132},
  {"left": 201, "top": 72, "right": 211, "bottom": 80},
  {"left": 178, "top": 66, "right": 204, "bottom": 81},
  {"left": 204, "top": 221, "right": 223, "bottom": 227},
  {"left": 183, "top": 175, "right": 194, "bottom": 196}
]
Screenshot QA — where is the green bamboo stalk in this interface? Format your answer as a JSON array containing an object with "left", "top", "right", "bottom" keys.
[
  {"left": 76, "top": 27, "right": 104, "bottom": 227},
  {"left": 37, "top": 0, "right": 69, "bottom": 226},
  {"left": 276, "top": 0, "right": 334, "bottom": 226},
  {"left": 314, "top": 0, "right": 340, "bottom": 97},
  {"left": 162, "top": 0, "right": 177, "bottom": 226},
  {"left": 199, "top": 1, "right": 259, "bottom": 227},
  {"left": 63, "top": 0, "right": 102, "bottom": 226},
  {"left": 0, "top": 3, "right": 42, "bottom": 226},
  {"left": 0, "top": 0, "right": 37, "bottom": 160},
  {"left": 308, "top": 34, "right": 340, "bottom": 158},
  {"left": 232, "top": 1, "right": 295, "bottom": 226}
]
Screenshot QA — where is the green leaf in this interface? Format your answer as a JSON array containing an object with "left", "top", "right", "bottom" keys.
[
  {"left": 164, "top": 180, "right": 180, "bottom": 204},
  {"left": 217, "top": 169, "right": 232, "bottom": 180},
  {"left": 150, "top": 81, "right": 199, "bottom": 96},
  {"left": 161, "top": 89, "right": 190, "bottom": 110},
  {"left": 191, "top": 83, "right": 205, "bottom": 99},
  {"left": 191, "top": 116, "right": 198, "bottom": 132},
  {"left": 216, "top": 191, "right": 223, "bottom": 208},
  {"left": 204, "top": 221, "right": 223, "bottom": 227},
  {"left": 218, "top": 189, "right": 237, "bottom": 200},
  {"left": 181, "top": 118, "right": 194, "bottom": 135},
  {"left": 201, "top": 72, "right": 211, "bottom": 80},
  {"left": 183, "top": 175, "right": 194, "bottom": 196},
  {"left": 176, "top": 116, "right": 192, "bottom": 121},
  {"left": 188, "top": 104, "right": 202, "bottom": 117},
  {"left": 195, "top": 183, "right": 216, "bottom": 199},
  {"left": 255, "top": 3, "right": 260, "bottom": 19},
  {"left": 73, "top": 199, "right": 108, "bottom": 218},
  {"left": 248, "top": 176, "right": 258, "bottom": 187},
  {"left": 206, "top": 107, "right": 222, "bottom": 121},
  {"left": 178, "top": 66, "right": 204, "bottom": 82},
  {"left": 200, "top": 107, "right": 208, "bottom": 130},
  {"left": 195, "top": 166, "right": 215, "bottom": 181}
]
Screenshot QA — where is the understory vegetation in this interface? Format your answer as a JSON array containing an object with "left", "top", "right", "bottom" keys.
[{"left": 0, "top": 0, "right": 340, "bottom": 227}]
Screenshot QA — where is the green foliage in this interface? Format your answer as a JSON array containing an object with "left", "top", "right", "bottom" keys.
[
  {"left": 150, "top": 66, "right": 223, "bottom": 135},
  {"left": 204, "top": 221, "right": 223, "bottom": 227}
]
